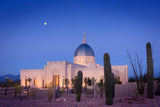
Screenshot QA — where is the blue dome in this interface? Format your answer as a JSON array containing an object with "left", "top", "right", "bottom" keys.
[{"left": 74, "top": 44, "right": 95, "bottom": 57}]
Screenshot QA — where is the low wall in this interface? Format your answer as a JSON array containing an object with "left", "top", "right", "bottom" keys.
[
  {"left": 115, "top": 82, "right": 137, "bottom": 97},
  {"left": 115, "top": 82, "right": 158, "bottom": 98},
  {"left": 95, "top": 82, "right": 157, "bottom": 98},
  {"left": 0, "top": 87, "right": 15, "bottom": 96}
]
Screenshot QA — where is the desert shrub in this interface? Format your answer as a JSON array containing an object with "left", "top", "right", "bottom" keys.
[
  {"left": 13, "top": 83, "right": 19, "bottom": 87},
  {"left": 129, "top": 77, "right": 136, "bottom": 82},
  {"left": 132, "top": 88, "right": 140, "bottom": 101},
  {"left": 47, "top": 82, "right": 54, "bottom": 102},
  {"left": 60, "top": 87, "right": 65, "bottom": 96},
  {"left": 14, "top": 86, "right": 19, "bottom": 97},
  {"left": 0, "top": 82, "right": 5, "bottom": 87},
  {"left": 96, "top": 79, "right": 104, "bottom": 98},
  {"left": 64, "top": 78, "right": 70, "bottom": 93},
  {"left": 127, "top": 50, "right": 147, "bottom": 95},
  {"left": 15, "top": 86, "right": 23, "bottom": 99},
  {"left": 5, "top": 78, "right": 13, "bottom": 87},
  {"left": 70, "top": 88, "right": 76, "bottom": 94},
  {"left": 30, "top": 88, "right": 37, "bottom": 99},
  {"left": 55, "top": 86, "right": 60, "bottom": 98},
  {"left": 84, "top": 88, "right": 94, "bottom": 98},
  {"left": 115, "top": 76, "right": 122, "bottom": 84}
]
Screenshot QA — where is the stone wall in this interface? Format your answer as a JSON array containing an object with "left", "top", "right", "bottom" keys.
[{"left": 114, "top": 82, "right": 157, "bottom": 98}]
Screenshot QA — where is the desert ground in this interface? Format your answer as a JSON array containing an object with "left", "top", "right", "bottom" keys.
[{"left": 0, "top": 89, "right": 160, "bottom": 107}]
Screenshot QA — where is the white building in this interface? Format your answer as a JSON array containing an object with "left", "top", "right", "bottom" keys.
[{"left": 20, "top": 33, "right": 128, "bottom": 88}]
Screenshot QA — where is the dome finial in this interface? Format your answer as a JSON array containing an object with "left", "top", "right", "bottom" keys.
[{"left": 83, "top": 32, "right": 86, "bottom": 44}]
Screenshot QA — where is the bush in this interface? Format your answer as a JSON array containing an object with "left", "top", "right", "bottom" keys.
[
  {"left": 59, "top": 87, "right": 65, "bottom": 96},
  {"left": 96, "top": 79, "right": 104, "bottom": 98},
  {"left": 14, "top": 86, "right": 23, "bottom": 99},
  {"left": 30, "top": 88, "right": 37, "bottom": 99},
  {"left": 47, "top": 82, "right": 54, "bottom": 102},
  {"left": 70, "top": 88, "right": 76, "bottom": 94},
  {"left": 128, "top": 77, "right": 136, "bottom": 82},
  {"left": 71, "top": 76, "right": 77, "bottom": 89},
  {"left": 115, "top": 76, "right": 122, "bottom": 84}
]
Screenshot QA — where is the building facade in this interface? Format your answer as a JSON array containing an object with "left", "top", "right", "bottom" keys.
[{"left": 20, "top": 33, "right": 128, "bottom": 88}]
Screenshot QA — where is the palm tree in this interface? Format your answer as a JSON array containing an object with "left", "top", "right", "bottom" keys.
[{"left": 27, "top": 77, "right": 32, "bottom": 87}]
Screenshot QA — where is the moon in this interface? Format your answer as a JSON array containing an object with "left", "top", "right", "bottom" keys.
[{"left": 44, "top": 22, "right": 47, "bottom": 26}]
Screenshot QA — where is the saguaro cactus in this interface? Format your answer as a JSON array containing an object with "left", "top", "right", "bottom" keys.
[
  {"left": 76, "top": 71, "right": 83, "bottom": 102},
  {"left": 104, "top": 53, "right": 115, "bottom": 105},
  {"left": 111, "top": 73, "right": 115, "bottom": 98},
  {"left": 146, "top": 42, "right": 154, "bottom": 99}
]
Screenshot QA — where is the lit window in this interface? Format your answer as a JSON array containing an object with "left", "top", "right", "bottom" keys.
[
  {"left": 25, "top": 79, "right": 28, "bottom": 86},
  {"left": 53, "top": 75, "right": 60, "bottom": 86},
  {"left": 81, "top": 58, "right": 83, "bottom": 61},
  {"left": 34, "top": 79, "right": 36, "bottom": 86}
]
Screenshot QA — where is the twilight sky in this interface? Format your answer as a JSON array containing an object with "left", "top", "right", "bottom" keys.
[{"left": 0, "top": 0, "right": 160, "bottom": 78}]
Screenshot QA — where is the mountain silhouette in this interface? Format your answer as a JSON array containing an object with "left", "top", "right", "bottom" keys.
[{"left": 0, "top": 74, "right": 20, "bottom": 82}]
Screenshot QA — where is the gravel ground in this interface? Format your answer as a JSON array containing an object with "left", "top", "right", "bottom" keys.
[{"left": 0, "top": 92, "right": 160, "bottom": 107}]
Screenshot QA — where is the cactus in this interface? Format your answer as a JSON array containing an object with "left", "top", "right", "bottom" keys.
[
  {"left": 76, "top": 71, "right": 83, "bottom": 102},
  {"left": 111, "top": 73, "right": 115, "bottom": 98},
  {"left": 146, "top": 42, "right": 154, "bottom": 99},
  {"left": 104, "top": 53, "right": 115, "bottom": 105}
]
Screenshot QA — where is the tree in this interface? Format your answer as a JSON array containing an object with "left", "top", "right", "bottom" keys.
[
  {"left": 5, "top": 77, "right": 13, "bottom": 95},
  {"left": 91, "top": 77, "right": 97, "bottom": 86},
  {"left": 84, "top": 77, "right": 88, "bottom": 87},
  {"left": 6, "top": 77, "right": 13, "bottom": 87},
  {"left": 127, "top": 50, "right": 147, "bottom": 95},
  {"left": 71, "top": 76, "right": 77, "bottom": 89},
  {"left": 84, "top": 77, "right": 96, "bottom": 87},
  {"left": 88, "top": 78, "right": 91, "bottom": 86},
  {"left": 27, "top": 77, "right": 32, "bottom": 87}
]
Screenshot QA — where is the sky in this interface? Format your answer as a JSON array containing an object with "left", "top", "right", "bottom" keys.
[{"left": 0, "top": 0, "right": 160, "bottom": 78}]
